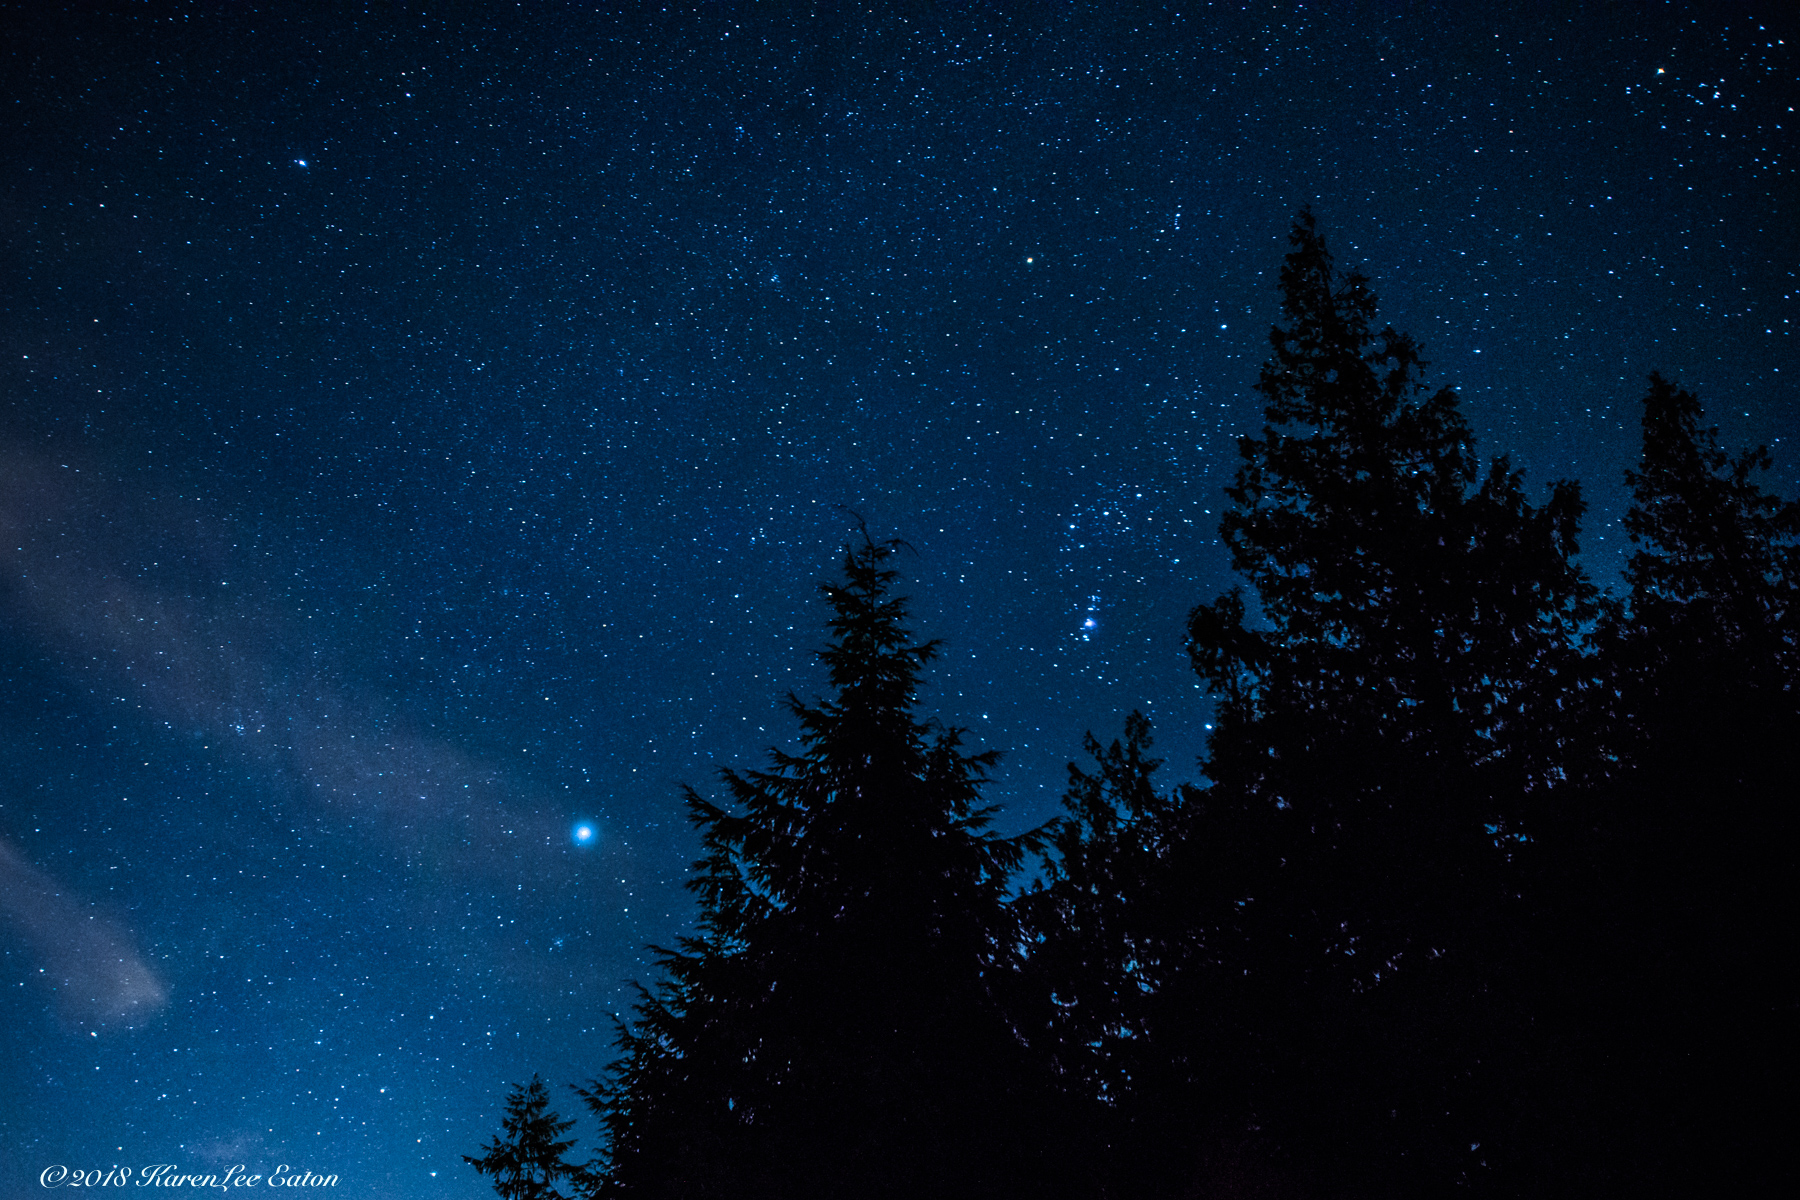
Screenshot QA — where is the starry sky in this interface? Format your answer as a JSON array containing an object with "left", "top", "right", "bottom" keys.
[{"left": 1, "top": 1, "right": 1793, "bottom": 1195}]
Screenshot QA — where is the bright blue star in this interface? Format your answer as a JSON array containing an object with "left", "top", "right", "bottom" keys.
[{"left": 572, "top": 822, "right": 596, "bottom": 847}]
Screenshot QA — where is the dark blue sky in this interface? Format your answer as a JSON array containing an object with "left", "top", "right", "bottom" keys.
[{"left": 2, "top": 2, "right": 1793, "bottom": 1196}]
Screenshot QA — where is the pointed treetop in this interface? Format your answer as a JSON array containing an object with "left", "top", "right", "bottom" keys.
[
  {"left": 816, "top": 533, "right": 939, "bottom": 708},
  {"left": 463, "top": 1075, "right": 582, "bottom": 1200},
  {"left": 1626, "top": 373, "right": 1799, "bottom": 601}
]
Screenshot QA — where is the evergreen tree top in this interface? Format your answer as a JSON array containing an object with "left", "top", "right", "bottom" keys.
[
  {"left": 579, "top": 533, "right": 1047, "bottom": 1198},
  {"left": 463, "top": 1076, "right": 582, "bottom": 1200},
  {"left": 682, "top": 534, "right": 1019, "bottom": 934},
  {"left": 1201, "top": 209, "right": 1587, "bottom": 702},
  {"left": 817, "top": 534, "right": 940, "bottom": 704},
  {"left": 1625, "top": 372, "right": 1800, "bottom": 618},
  {"left": 1254, "top": 207, "right": 1474, "bottom": 485}
]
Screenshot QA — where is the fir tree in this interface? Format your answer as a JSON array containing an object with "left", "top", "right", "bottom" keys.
[
  {"left": 1168, "top": 210, "right": 1594, "bottom": 1192},
  {"left": 465, "top": 1076, "right": 584, "bottom": 1200},
  {"left": 582, "top": 535, "right": 1061, "bottom": 1199},
  {"left": 1621, "top": 371, "right": 1798, "bottom": 662},
  {"left": 1015, "top": 712, "right": 1186, "bottom": 1108},
  {"left": 1566, "top": 374, "right": 1800, "bottom": 1194}
]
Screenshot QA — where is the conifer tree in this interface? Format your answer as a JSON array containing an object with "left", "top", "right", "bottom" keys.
[
  {"left": 581, "top": 535, "right": 1058, "bottom": 1199},
  {"left": 1620, "top": 372, "right": 1798, "bottom": 670},
  {"left": 465, "top": 1076, "right": 584, "bottom": 1200},
  {"left": 1015, "top": 712, "right": 1186, "bottom": 1108},
  {"left": 1569, "top": 374, "right": 1800, "bottom": 1193},
  {"left": 1166, "top": 211, "right": 1594, "bottom": 1191}
]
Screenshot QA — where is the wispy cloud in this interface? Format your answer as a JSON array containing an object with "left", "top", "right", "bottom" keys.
[
  {"left": 0, "top": 446, "right": 571, "bottom": 872},
  {"left": 0, "top": 837, "right": 168, "bottom": 1028}
]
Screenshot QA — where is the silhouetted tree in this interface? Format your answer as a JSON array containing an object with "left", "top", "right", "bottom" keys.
[
  {"left": 465, "top": 1075, "right": 584, "bottom": 1200},
  {"left": 1148, "top": 210, "right": 1595, "bottom": 1193},
  {"left": 1016, "top": 712, "right": 1285, "bottom": 1197},
  {"left": 1616, "top": 372, "right": 1799, "bottom": 689},
  {"left": 1015, "top": 712, "right": 1186, "bottom": 1108},
  {"left": 1563, "top": 374, "right": 1800, "bottom": 1194},
  {"left": 473, "top": 235, "right": 1800, "bottom": 1200},
  {"left": 581, "top": 535, "right": 1063, "bottom": 1199}
]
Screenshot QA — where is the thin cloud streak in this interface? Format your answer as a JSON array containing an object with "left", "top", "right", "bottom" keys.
[
  {"left": 0, "top": 446, "right": 571, "bottom": 874},
  {"left": 0, "top": 836, "right": 168, "bottom": 1028}
]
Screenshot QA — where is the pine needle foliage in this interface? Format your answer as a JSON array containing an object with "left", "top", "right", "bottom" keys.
[
  {"left": 1623, "top": 372, "right": 1800, "bottom": 648},
  {"left": 464, "top": 1076, "right": 584, "bottom": 1200},
  {"left": 1015, "top": 712, "right": 1188, "bottom": 1108},
  {"left": 1560, "top": 373, "right": 1800, "bottom": 1193},
  {"left": 1174, "top": 210, "right": 1596, "bottom": 1190},
  {"left": 582, "top": 535, "right": 1053, "bottom": 1199}
]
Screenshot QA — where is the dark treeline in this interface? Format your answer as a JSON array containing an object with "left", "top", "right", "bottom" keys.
[{"left": 469, "top": 214, "right": 1796, "bottom": 1198}]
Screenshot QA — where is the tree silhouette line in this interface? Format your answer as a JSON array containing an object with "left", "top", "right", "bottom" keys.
[{"left": 469, "top": 212, "right": 1796, "bottom": 1198}]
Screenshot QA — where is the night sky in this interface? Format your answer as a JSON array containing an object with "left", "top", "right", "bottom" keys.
[{"left": 2, "top": 1, "right": 1793, "bottom": 1195}]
